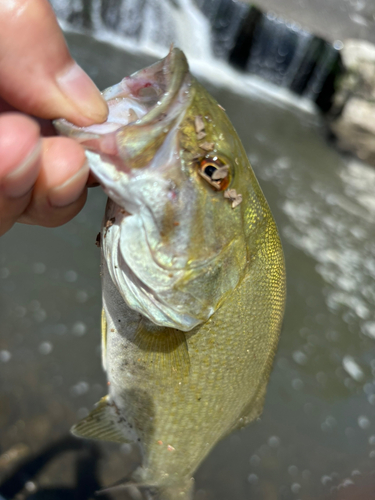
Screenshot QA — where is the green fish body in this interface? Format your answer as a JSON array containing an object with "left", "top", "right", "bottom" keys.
[{"left": 55, "top": 49, "right": 286, "bottom": 500}]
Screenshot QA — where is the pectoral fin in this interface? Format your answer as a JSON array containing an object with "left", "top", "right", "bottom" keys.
[
  {"left": 71, "top": 395, "right": 130, "bottom": 443},
  {"left": 133, "top": 321, "right": 190, "bottom": 382}
]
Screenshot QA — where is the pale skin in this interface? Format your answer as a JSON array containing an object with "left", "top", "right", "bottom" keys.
[{"left": 0, "top": 0, "right": 109, "bottom": 236}]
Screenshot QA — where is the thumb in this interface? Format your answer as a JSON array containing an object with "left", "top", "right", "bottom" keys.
[{"left": 0, "top": 0, "right": 108, "bottom": 126}]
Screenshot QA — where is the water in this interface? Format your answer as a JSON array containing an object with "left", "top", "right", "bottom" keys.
[
  {"left": 1, "top": 32, "right": 375, "bottom": 499},
  {"left": 50, "top": 0, "right": 342, "bottom": 112}
]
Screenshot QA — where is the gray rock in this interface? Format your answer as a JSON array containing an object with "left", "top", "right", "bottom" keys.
[{"left": 330, "top": 39, "right": 375, "bottom": 165}]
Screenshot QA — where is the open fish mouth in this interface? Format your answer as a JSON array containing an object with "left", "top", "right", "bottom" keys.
[{"left": 54, "top": 48, "right": 192, "bottom": 196}]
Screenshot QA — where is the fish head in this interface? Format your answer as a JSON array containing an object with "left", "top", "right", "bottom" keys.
[{"left": 54, "top": 48, "right": 255, "bottom": 331}]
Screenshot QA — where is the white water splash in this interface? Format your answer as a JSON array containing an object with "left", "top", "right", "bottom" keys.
[{"left": 53, "top": 0, "right": 316, "bottom": 114}]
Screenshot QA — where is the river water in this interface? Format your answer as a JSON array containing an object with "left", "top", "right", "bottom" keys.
[{"left": 1, "top": 33, "right": 375, "bottom": 500}]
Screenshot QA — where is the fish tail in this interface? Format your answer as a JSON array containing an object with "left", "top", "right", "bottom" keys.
[
  {"left": 154, "top": 478, "right": 194, "bottom": 500},
  {"left": 96, "top": 476, "right": 194, "bottom": 500}
]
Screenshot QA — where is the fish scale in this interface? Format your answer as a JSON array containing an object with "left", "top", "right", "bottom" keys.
[{"left": 54, "top": 48, "right": 286, "bottom": 500}]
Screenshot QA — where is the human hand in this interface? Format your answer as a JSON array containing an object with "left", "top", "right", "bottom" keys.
[{"left": 0, "top": 0, "right": 108, "bottom": 236}]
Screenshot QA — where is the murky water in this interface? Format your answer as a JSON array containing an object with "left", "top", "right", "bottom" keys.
[{"left": 1, "top": 34, "right": 375, "bottom": 500}]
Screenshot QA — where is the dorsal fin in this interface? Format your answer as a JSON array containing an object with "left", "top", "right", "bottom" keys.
[{"left": 71, "top": 395, "right": 130, "bottom": 443}]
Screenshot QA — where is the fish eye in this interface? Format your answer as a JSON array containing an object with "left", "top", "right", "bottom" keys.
[
  {"left": 203, "top": 164, "right": 217, "bottom": 177},
  {"left": 197, "top": 158, "right": 230, "bottom": 191}
]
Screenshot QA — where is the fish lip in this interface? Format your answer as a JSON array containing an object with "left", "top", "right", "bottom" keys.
[
  {"left": 113, "top": 49, "right": 192, "bottom": 172},
  {"left": 132, "top": 48, "right": 190, "bottom": 127}
]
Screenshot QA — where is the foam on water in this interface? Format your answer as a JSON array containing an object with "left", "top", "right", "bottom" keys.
[{"left": 55, "top": 0, "right": 316, "bottom": 114}]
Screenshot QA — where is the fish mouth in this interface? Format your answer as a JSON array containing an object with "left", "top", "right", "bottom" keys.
[{"left": 54, "top": 48, "right": 192, "bottom": 176}]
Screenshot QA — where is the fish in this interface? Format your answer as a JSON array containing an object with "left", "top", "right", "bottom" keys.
[{"left": 54, "top": 48, "right": 286, "bottom": 500}]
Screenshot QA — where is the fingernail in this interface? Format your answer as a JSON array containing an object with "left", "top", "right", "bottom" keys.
[
  {"left": 56, "top": 63, "right": 108, "bottom": 124},
  {"left": 48, "top": 161, "right": 89, "bottom": 208},
  {"left": 1, "top": 141, "right": 41, "bottom": 198}
]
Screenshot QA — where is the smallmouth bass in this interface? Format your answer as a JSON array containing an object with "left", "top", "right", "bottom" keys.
[{"left": 55, "top": 49, "right": 286, "bottom": 500}]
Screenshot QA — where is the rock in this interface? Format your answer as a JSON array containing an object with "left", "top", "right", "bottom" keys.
[
  {"left": 329, "top": 39, "right": 375, "bottom": 166},
  {"left": 331, "top": 97, "right": 375, "bottom": 163}
]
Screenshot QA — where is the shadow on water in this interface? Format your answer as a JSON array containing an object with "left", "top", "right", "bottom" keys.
[{"left": 0, "top": 435, "right": 109, "bottom": 500}]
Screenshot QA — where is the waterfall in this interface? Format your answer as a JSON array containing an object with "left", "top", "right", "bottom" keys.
[{"left": 50, "top": 0, "right": 342, "bottom": 112}]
